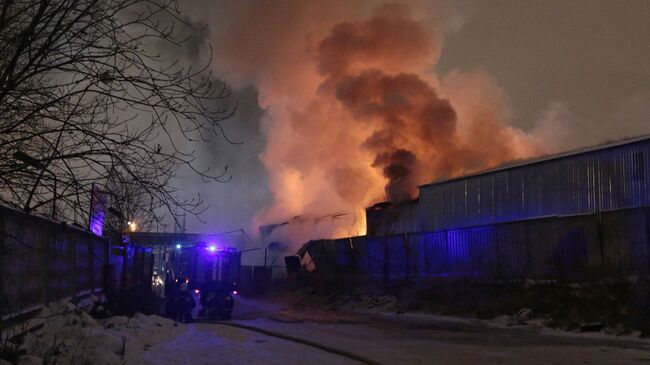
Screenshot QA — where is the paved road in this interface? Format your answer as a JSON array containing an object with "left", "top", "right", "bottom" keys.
[{"left": 144, "top": 296, "right": 650, "bottom": 365}]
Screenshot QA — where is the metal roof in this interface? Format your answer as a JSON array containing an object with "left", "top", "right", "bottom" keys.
[{"left": 421, "top": 134, "right": 650, "bottom": 188}]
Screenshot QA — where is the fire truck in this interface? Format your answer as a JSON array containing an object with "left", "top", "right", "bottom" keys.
[{"left": 167, "top": 243, "right": 240, "bottom": 320}]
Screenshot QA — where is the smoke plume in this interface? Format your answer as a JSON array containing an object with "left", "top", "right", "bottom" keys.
[
  {"left": 187, "top": 2, "right": 553, "bottom": 244},
  {"left": 313, "top": 4, "right": 542, "bottom": 204}
]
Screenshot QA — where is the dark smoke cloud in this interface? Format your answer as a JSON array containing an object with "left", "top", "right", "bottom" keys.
[
  {"left": 373, "top": 149, "right": 418, "bottom": 202},
  {"left": 175, "top": 1, "right": 569, "bottom": 248},
  {"left": 318, "top": 4, "right": 439, "bottom": 79},
  {"left": 330, "top": 69, "right": 458, "bottom": 202},
  {"left": 153, "top": 0, "right": 648, "bottom": 255},
  {"left": 316, "top": 7, "right": 520, "bottom": 203}
]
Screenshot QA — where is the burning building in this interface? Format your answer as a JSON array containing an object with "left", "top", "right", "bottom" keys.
[
  {"left": 295, "top": 135, "right": 650, "bottom": 280},
  {"left": 366, "top": 135, "right": 650, "bottom": 236}
]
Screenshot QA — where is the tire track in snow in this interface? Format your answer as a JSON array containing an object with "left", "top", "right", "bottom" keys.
[{"left": 196, "top": 319, "right": 383, "bottom": 365}]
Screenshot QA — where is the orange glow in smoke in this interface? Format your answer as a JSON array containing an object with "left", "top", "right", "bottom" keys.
[{"left": 213, "top": 4, "right": 549, "bottom": 246}]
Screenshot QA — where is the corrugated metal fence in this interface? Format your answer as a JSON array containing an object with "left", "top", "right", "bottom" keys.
[
  {"left": 0, "top": 205, "right": 109, "bottom": 316},
  {"left": 304, "top": 207, "right": 650, "bottom": 281}
]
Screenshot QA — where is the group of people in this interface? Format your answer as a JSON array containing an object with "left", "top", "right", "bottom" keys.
[{"left": 164, "top": 274, "right": 195, "bottom": 323}]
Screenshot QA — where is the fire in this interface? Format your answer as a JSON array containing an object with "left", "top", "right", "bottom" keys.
[{"left": 207, "top": 3, "right": 550, "bottom": 247}]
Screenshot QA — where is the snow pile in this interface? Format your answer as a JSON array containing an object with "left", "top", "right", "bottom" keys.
[{"left": 13, "top": 299, "right": 180, "bottom": 365}]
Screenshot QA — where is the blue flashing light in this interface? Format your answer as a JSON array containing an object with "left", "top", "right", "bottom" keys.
[
  {"left": 175, "top": 244, "right": 181, "bottom": 249},
  {"left": 208, "top": 245, "right": 217, "bottom": 252}
]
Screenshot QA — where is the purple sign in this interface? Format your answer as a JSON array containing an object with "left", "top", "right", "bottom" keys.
[{"left": 89, "top": 183, "right": 107, "bottom": 236}]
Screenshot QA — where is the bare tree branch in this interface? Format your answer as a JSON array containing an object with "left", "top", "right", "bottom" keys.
[{"left": 0, "top": 0, "right": 235, "bottom": 227}]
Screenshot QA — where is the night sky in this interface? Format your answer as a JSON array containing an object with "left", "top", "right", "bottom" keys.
[{"left": 174, "top": 0, "right": 649, "bottom": 235}]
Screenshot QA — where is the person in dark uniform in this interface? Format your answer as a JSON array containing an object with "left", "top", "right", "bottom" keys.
[{"left": 170, "top": 280, "right": 195, "bottom": 323}]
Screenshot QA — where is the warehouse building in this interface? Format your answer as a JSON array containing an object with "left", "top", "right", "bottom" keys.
[
  {"left": 302, "top": 136, "right": 650, "bottom": 280},
  {"left": 368, "top": 135, "right": 650, "bottom": 236}
]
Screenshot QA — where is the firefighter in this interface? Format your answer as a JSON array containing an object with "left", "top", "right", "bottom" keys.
[{"left": 173, "top": 279, "right": 195, "bottom": 323}]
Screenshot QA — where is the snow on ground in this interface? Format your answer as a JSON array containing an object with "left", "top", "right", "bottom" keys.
[
  {"left": 141, "top": 322, "right": 357, "bottom": 365},
  {"left": 6, "top": 296, "right": 650, "bottom": 365},
  {"left": 13, "top": 300, "right": 182, "bottom": 365},
  {"left": 328, "top": 290, "right": 650, "bottom": 343},
  {"left": 8, "top": 298, "right": 359, "bottom": 365},
  {"left": 236, "top": 314, "right": 650, "bottom": 365}
]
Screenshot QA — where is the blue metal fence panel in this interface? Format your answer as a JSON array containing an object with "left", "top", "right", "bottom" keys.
[
  {"left": 446, "top": 230, "right": 472, "bottom": 275},
  {"left": 334, "top": 238, "right": 354, "bottom": 269},
  {"left": 494, "top": 222, "right": 528, "bottom": 277},
  {"left": 468, "top": 226, "right": 499, "bottom": 277},
  {"left": 406, "top": 233, "right": 427, "bottom": 278},
  {"left": 75, "top": 238, "right": 91, "bottom": 291},
  {"left": 384, "top": 236, "right": 407, "bottom": 279},
  {"left": 421, "top": 231, "right": 447, "bottom": 276},
  {"left": 365, "top": 237, "right": 386, "bottom": 279},
  {"left": 308, "top": 208, "right": 650, "bottom": 281},
  {"left": 351, "top": 236, "right": 370, "bottom": 276}
]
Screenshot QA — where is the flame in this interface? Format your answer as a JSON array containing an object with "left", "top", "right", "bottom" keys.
[{"left": 207, "top": 3, "right": 551, "bottom": 248}]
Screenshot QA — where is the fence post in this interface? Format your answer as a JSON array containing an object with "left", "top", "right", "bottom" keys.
[
  {"left": 524, "top": 221, "right": 532, "bottom": 278},
  {"left": 42, "top": 224, "right": 52, "bottom": 305},
  {"left": 403, "top": 233, "right": 410, "bottom": 280},
  {"left": 597, "top": 212, "right": 606, "bottom": 271},
  {"left": 0, "top": 209, "right": 5, "bottom": 313},
  {"left": 383, "top": 236, "right": 389, "bottom": 285},
  {"left": 89, "top": 237, "right": 95, "bottom": 294},
  {"left": 366, "top": 238, "right": 372, "bottom": 278},
  {"left": 348, "top": 237, "right": 357, "bottom": 275},
  {"left": 424, "top": 234, "right": 431, "bottom": 277},
  {"left": 495, "top": 227, "right": 502, "bottom": 279},
  {"left": 646, "top": 208, "right": 650, "bottom": 275},
  {"left": 72, "top": 233, "right": 78, "bottom": 298}
]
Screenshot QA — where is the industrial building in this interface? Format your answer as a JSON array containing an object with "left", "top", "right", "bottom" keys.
[
  {"left": 305, "top": 136, "right": 650, "bottom": 280},
  {"left": 368, "top": 135, "right": 650, "bottom": 236}
]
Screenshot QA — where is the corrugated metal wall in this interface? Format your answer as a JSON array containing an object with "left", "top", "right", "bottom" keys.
[
  {"left": 418, "top": 139, "right": 650, "bottom": 232},
  {"left": 0, "top": 205, "right": 109, "bottom": 315},
  {"left": 366, "top": 201, "right": 419, "bottom": 236},
  {"left": 305, "top": 207, "right": 650, "bottom": 281}
]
